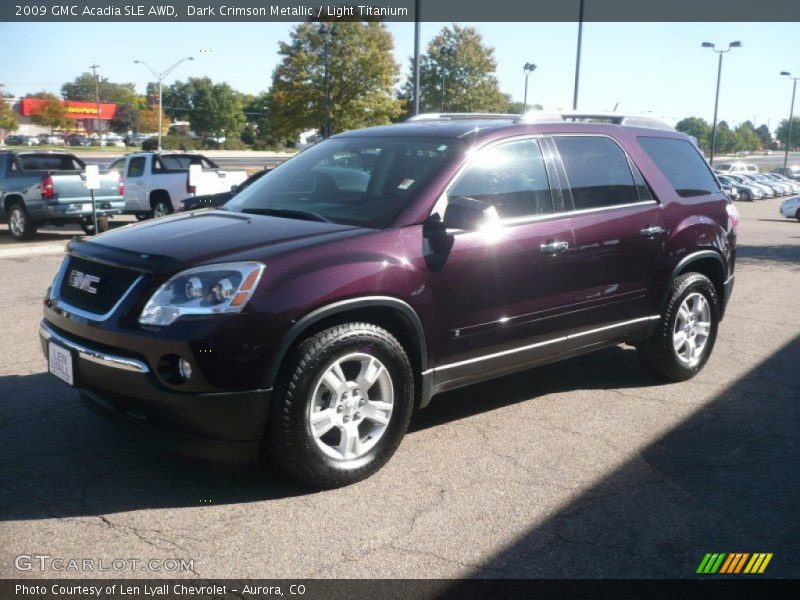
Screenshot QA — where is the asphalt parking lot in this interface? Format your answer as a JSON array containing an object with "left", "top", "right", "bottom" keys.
[{"left": 0, "top": 197, "right": 798, "bottom": 580}]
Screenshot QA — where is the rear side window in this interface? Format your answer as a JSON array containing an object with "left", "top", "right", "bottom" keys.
[
  {"left": 638, "top": 137, "right": 720, "bottom": 198},
  {"left": 127, "top": 157, "right": 146, "bottom": 178},
  {"left": 554, "top": 136, "right": 639, "bottom": 210},
  {"left": 449, "top": 138, "right": 553, "bottom": 218},
  {"left": 18, "top": 154, "right": 84, "bottom": 171}
]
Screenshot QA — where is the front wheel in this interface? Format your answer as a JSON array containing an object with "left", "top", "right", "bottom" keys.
[
  {"left": 638, "top": 273, "right": 720, "bottom": 382},
  {"left": 796, "top": 208, "right": 800, "bottom": 222},
  {"left": 267, "top": 323, "right": 414, "bottom": 488},
  {"left": 740, "top": 190, "right": 751, "bottom": 202}
]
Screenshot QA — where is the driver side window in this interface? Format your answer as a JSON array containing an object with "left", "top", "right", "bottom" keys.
[{"left": 448, "top": 138, "right": 553, "bottom": 219}]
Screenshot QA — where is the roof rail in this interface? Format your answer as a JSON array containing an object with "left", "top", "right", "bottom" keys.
[
  {"left": 517, "top": 110, "right": 674, "bottom": 131},
  {"left": 406, "top": 112, "right": 519, "bottom": 122}
]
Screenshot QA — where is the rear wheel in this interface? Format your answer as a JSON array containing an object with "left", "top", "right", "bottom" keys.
[
  {"left": 796, "top": 208, "right": 800, "bottom": 222},
  {"left": 638, "top": 273, "right": 720, "bottom": 382},
  {"left": 267, "top": 323, "right": 414, "bottom": 488},
  {"left": 135, "top": 214, "right": 150, "bottom": 222},
  {"left": 740, "top": 189, "right": 751, "bottom": 202},
  {"left": 80, "top": 217, "right": 109, "bottom": 235},
  {"left": 151, "top": 197, "right": 172, "bottom": 218},
  {"left": 7, "top": 203, "right": 37, "bottom": 241}
]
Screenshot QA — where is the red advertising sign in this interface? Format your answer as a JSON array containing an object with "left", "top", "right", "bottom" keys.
[{"left": 19, "top": 98, "right": 117, "bottom": 120}]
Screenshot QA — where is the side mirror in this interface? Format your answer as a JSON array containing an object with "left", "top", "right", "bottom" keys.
[{"left": 443, "top": 197, "right": 500, "bottom": 231}]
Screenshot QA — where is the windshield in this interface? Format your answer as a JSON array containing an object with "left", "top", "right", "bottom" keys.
[{"left": 225, "top": 136, "right": 460, "bottom": 228}]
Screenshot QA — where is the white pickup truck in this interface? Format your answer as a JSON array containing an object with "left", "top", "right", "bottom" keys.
[{"left": 108, "top": 152, "right": 248, "bottom": 218}]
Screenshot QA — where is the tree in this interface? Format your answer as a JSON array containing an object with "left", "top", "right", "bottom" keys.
[
  {"left": 270, "top": 21, "right": 402, "bottom": 140},
  {"left": 506, "top": 100, "right": 543, "bottom": 115},
  {"left": 0, "top": 96, "right": 18, "bottom": 137},
  {"left": 156, "top": 78, "right": 205, "bottom": 121},
  {"left": 400, "top": 24, "right": 507, "bottom": 115},
  {"left": 30, "top": 92, "right": 70, "bottom": 132},
  {"left": 714, "top": 121, "right": 738, "bottom": 155},
  {"left": 675, "top": 117, "right": 712, "bottom": 151},
  {"left": 755, "top": 124, "right": 773, "bottom": 150},
  {"left": 189, "top": 80, "right": 246, "bottom": 139},
  {"left": 775, "top": 117, "right": 800, "bottom": 151},
  {"left": 110, "top": 102, "right": 140, "bottom": 134},
  {"left": 734, "top": 121, "right": 761, "bottom": 151},
  {"left": 139, "top": 107, "right": 169, "bottom": 134},
  {"left": 62, "top": 72, "right": 139, "bottom": 106}
]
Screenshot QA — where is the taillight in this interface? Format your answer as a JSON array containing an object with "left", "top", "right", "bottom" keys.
[
  {"left": 118, "top": 173, "right": 125, "bottom": 197},
  {"left": 41, "top": 175, "right": 54, "bottom": 200},
  {"left": 186, "top": 175, "right": 196, "bottom": 194},
  {"left": 726, "top": 202, "right": 740, "bottom": 232}
]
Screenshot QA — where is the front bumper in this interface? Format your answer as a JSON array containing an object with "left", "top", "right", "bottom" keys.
[{"left": 40, "top": 321, "right": 271, "bottom": 462}]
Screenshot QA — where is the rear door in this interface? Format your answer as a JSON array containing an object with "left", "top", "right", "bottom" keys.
[
  {"left": 121, "top": 156, "right": 147, "bottom": 210},
  {"left": 548, "top": 134, "right": 666, "bottom": 351},
  {"left": 427, "top": 136, "right": 577, "bottom": 387}
]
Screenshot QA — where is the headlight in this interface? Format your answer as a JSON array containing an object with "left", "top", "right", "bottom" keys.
[{"left": 139, "top": 261, "right": 265, "bottom": 326}]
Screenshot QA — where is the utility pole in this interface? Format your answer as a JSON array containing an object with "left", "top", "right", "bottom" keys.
[
  {"left": 413, "top": 0, "right": 421, "bottom": 115},
  {"left": 572, "top": 0, "right": 584, "bottom": 110},
  {"left": 89, "top": 63, "right": 101, "bottom": 137}
]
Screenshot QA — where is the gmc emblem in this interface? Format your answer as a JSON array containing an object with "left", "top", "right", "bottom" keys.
[{"left": 68, "top": 270, "right": 100, "bottom": 294}]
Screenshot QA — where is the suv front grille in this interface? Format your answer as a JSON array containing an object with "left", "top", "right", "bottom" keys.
[{"left": 58, "top": 256, "right": 141, "bottom": 316}]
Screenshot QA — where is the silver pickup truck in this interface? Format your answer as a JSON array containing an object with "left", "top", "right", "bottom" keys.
[{"left": 0, "top": 151, "right": 124, "bottom": 241}]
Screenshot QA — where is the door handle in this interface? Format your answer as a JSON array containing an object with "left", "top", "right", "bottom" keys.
[
  {"left": 640, "top": 225, "right": 665, "bottom": 237},
  {"left": 540, "top": 240, "right": 569, "bottom": 254}
]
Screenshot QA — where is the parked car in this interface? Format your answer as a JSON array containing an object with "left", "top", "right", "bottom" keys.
[
  {"left": 717, "top": 174, "right": 763, "bottom": 202},
  {"left": 108, "top": 152, "right": 248, "bottom": 218},
  {"left": 179, "top": 168, "right": 271, "bottom": 211},
  {"left": 5, "top": 135, "right": 39, "bottom": 146},
  {"left": 67, "top": 136, "right": 92, "bottom": 147},
  {"left": 714, "top": 162, "right": 758, "bottom": 174},
  {"left": 766, "top": 172, "right": 800, "bottom": 194},
  {"left": 124, "top": 133, "right": 157, "bottom": 147},
  {"left": 757, "top": 173, "right": 795, "bottom": 195},
  {"left": 779, "top": 196, "right": 800, "bottom": 221},
  {"left": 39, "top": 112, "right": 737, "bottom": 487},
  {"left": 0, "top": 151, "right": 124, "bottom": 240},
  {"left": 38, "top": 134, "right": 64, "bottom": 145},
  {"left": 772, "top": 166, "right": 800, "bottom": 181},
  {"left": 726, "top": 173, "right": 773, "bottom": 198},
  {"left": 747, "top": 173, "right": 789, "bottom": 196}
]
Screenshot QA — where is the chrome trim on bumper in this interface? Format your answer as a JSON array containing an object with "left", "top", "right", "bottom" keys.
[{"left": 40, "top": 322, "right": 149, "bottom": 374}]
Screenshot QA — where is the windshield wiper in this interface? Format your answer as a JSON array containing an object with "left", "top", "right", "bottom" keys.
[{"left": 239, "top": 208, "right": 331, "bottom": 223}]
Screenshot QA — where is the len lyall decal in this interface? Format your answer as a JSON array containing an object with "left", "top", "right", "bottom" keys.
[{"left": 696, "top": 553, "right": 773, "bottom": 574}]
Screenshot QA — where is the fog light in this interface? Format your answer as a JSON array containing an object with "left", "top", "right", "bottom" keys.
[{"left": 178, "top": 358, "right": 193, "bottom": 381}]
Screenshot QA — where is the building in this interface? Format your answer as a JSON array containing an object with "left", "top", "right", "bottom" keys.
[{"left": 9, "top": 97, "right": 118, "bottom": 136}]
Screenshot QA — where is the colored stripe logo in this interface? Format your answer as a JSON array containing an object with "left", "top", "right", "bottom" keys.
[{"left": 696, "top": 553, "right": 773, "bottom": 574}]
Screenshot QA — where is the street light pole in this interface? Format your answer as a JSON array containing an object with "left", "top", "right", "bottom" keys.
[
  {"left": 701, "top": 41, "right": 742, "bottom": 166},
  {"left": 319, "top": 23, "right": 337, "bottom": 139},
  {"left": 89, "top": 63, "right": 101, "bottom": 137},
  {"left": 780, "top": 71, "right": 798, "bottom": 170},
  {"left": 133, "top": 56, "right": 194, "bottom": 151},
  {"left": 522, "top": 63, "right": 537, "bottom": 113},
  {"left": 413, "top": 0, "right": 421, "bottom": 115},
  {"left": 572, "top": 0, "right": 584, "bottom": 110}
]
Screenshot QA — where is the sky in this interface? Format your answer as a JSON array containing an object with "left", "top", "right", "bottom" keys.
[{"left": 0, "top": 21, "right": 798, "bottom": 132}]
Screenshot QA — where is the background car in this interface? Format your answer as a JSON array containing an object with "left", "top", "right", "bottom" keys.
[
  {"left": 771, "top": 166, "right": 800, "bottom": 181},
  {"left": 179, "top": 168, "right": 271, "bottom": 211},
  {"left": 5, "top": 135, "right": 39, "bottom": 146},
  {"left": 763, "top": 173, "right": 800, "bottom": 194},
  {"left": 67, "top": 136, "right": 92, "bottom": 147},
  {"left": 751, "top": 173, "right": 791, "bottom": 195},
  {"left": 717, "top": 174, "right": 761, "bottom": 201},
  {"left": 779, "top": 196, "right": 800, "bottom": 221},
  {"left": 726, "top": 173, "right": 773, "bottom": 198}
]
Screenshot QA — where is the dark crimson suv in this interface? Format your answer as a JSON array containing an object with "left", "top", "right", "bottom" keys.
[{"left": 40, "top": 112, "right": 737, "bottom": 487}]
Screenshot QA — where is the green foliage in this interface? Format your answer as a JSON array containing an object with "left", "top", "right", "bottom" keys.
[
  {"left": 30, "top": 92, "right": 70, "bottom": 132},
  {"left": 190, "top": 80, "right": 246, "bottom": 139},
  {"left": 110, "top": 103, "right": 140, "bottom": 134},
  {"left": 506, "top": 100, "right": 543, "bottom": 115},
  {"left": 755, "top": 124, "right": 774, "bottom": 149},
  {"left": 62, "top": 72, "right": 140, "bottom": 106},
  {"left": 675, "top": 116, "right": 711, "bottom": 149},
  {"left": 156, "top": 78, "right": 207, "bottom": 121},
  {"left": 400, "top": 24, "right": 507, "bottom": 115},
  {"left": 0, "top": 96, "right": 18, "bottom": 133},
  {"left": 775, "top": 117, "right": 800, "bottom": 150},
  {"left": 270, "top": 21, "right": 403, "bottom": 140},
  {"left": 142, "top": 134, "right": 202, "bottom": 151}
]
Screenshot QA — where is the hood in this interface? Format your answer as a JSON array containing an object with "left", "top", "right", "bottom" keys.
[{"left": 74, "top": 210, "right": 366, "bottom": 273}]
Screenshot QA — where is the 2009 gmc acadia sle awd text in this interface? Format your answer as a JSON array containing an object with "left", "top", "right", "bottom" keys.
[{"left": 40, "top": 112, "right": 737, "bottom": 487}]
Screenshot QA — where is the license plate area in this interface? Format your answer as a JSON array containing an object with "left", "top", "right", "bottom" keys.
[{"left": 48, "top": 341, "right": 74, "bottom": 386}]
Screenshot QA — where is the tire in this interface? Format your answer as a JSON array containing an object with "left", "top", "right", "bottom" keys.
[
  {"left": 795, "top": 208, "right": 800, "bottom": 222},
  {"left": 740, "top": 190, "right": 751, "bottom": 202},
  {"left": 135, "top": 214, "right": 150, "bottom": 222},
  {"left": 151, "top": 197, "right": 172, "bottom": 218},
  {"left": 7, "top": 203, "right": 37, "bottom": 241},
  {"left": 638, "top": 273, "right": 720, "bottom": 382},
  {"left": 80, "top": 217, "right": 109, "bottom": 235},
  {"left": 267, "top": 323, "right": 414, "bottom": 488}
]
